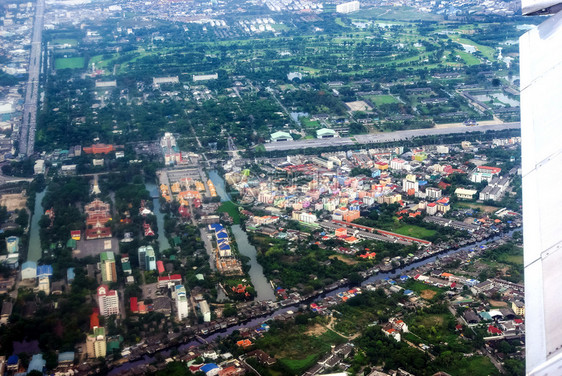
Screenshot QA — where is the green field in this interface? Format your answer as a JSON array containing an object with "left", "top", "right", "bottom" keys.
[
  {"left": 443, "top": 356, "right": 499, "bottom": 376},
  {"left": 218, "top": 201, "right": 241, "bottom": 224},
  {"left": 455, "top": 50, "right": 481, "bottom": 66},
  {"left": 300, "top": 117, "right": 321, "bottom": 128},
  {"left": 258, "top": 327, "right": 346, "bottom": 374},
  {"left": 53, "top": 38, "right": 78, "bottom": 46},
  {"left": 392, "top": 224, "right": 437, "bottom": 240},
  {"left": 55, "top": 57, "right": 85, "bottom": 69},
  {"left": 367, "top": 95, "right": 399, "bottom": 105}
]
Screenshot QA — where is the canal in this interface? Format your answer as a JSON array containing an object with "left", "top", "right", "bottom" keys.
[
  {"left": 108, "top": 228, "right": 521, "bottom": 375},
  {"left": 208, "top": 171, "right": 276, "bottom": 301},
  {"left": 26, "top": 190, "right": 45, "bottom": 263},
  {"left": 145, "top": 183, "right": 171, "bottom": 252}
]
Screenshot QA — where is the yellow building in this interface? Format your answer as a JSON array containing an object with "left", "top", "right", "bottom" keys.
[{"left": 86, "top": 327, "right": 106, "bottom": 358}]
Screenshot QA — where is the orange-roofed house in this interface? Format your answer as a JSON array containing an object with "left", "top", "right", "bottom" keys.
[
  {"left": 237, "top": 339, "right": 252, "bottom": 348},
  {"left": 344, "top": 236, "right": 359, "bottom": 244},
  {"left": 335, "top": 227, "right": 347, "bottom": 237},
  {"left": 83, "top": 144, "right": 115, "bottom": 155},
  {"left": 441, "top": 272, "right": 454, "bottom": 279}
]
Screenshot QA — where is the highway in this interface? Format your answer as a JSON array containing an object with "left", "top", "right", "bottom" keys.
[
  {"left": 263, "top": 122, "right": 520, "bottom": 152},
  {"left": 19, "top": 0, "right": 45, "bottom": 157}
]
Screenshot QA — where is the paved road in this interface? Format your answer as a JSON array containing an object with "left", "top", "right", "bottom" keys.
[
  {"left": 263, "top": 122, "right": 520, "bottom": 152},
  {"left": 19, "top": 0, "right": 45, "bottom": 157}
]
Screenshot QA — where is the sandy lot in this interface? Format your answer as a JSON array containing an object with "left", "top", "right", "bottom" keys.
[
  {"left": 329, "top": 254, "right": 358, "bottom": 265},
  {"left": 0, "top": 193, "right": 27, "bottom": 211},
  {"left": 305, "top": 323, "right": 328, "bottom": 336},
  {"left": 346, "top": 100, "right": 373, "bottom": 112},
  {"left": 420, "top": 289, "right": 437, "bottom": 300}
]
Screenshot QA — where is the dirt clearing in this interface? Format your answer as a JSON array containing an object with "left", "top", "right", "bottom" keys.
[{"left": 420, "top": 289, "right": 437, "bottom": 300}]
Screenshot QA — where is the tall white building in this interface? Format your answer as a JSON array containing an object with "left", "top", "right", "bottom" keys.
[
  {"left": 97, "top": 285, "right": 120, "bottom": 316},
  {"left": 336, "top": 0, "right": 360, "bottom": 14},
  {"left": 174, "top": 285, "right": 189, "bottom": 321}
]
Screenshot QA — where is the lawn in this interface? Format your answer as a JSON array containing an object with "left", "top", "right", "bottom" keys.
[
  {"left": 366, "top": 95, "right": 399, "bottom": 105},
  {"left": 392, "top": 224, "right": 437, "bottom": 240},
  {"left": 300, "top": 117, "right": 321, "bottom": 128},
  {"left": 258, "top": 327, "right": 346, "bottom": 374},
  {"left": 455, "top": 50, "right": 481, "bottom": 66},
  {"left": 53, "top": 38, "right": 78, "bottom": 46},
  {"left": 55, "top": 57, "right": 85, "bottom": 69},
  {"left": 218, "top": 201, "right": 241, "bottom": 224},
  {"left": 444, "top": 356, "right": 499, "bottom": 376}
]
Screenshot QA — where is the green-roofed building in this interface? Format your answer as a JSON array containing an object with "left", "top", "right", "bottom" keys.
[
  {"left": 66, "top": 238, "right": 77, "bottom": 249},
  {"left": 271, "top": 131, "right": 293, "bottom": 142},
  {"left": 316, "top": 128, "right": 337, "bottom": 139}
]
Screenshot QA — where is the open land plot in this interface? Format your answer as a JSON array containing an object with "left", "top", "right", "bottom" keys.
[
  {"left": 442, "top": 356, "right": 498, "bottom": 376},
  {"left": 365, "top": 95, "right": 399, "bottom": 105},
  {"left": 55, "top": 57, "right": 85, "bottom": 69},
  {"left": 0, "top": 193, "right": 27, "bottom": 211},
  {"left": 420, "top": 289, "right": 438, "bottom": 300},
  {"left": 456, "top": 202, "right": 501, "bottom": 213},
  {"left": 346, "top": 100, "right": 373, "bottom": 112},
  {"left": 52, "top": 38, "right": 78, "bottom": 46},
  {"left": 329, "top": 254, "right": 358, "bottom": 265},
  {"left": 391, "top": 224, "right": 437, "bottom": 240},
  {"left": 74, "top": 237, "right": 118, "bottom": 258}
]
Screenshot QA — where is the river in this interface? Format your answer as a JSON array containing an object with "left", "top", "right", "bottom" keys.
[
  {"left": 231, "top": 225, "right": 276, "bottom": 301},
  {"left": 208, "top": 171, "right": 276, "bottom": 301},
  {"left": 27, "top": 190, "right": 45, "bottom": 263},
  {"left": 108, "top": 228, "right": 521, "bottom": 375},
  {"left": 145, "top": 183, "right": 171, "bottom": 251}
]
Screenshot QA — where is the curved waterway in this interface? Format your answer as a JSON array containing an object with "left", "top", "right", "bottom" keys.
[
  {"left": 108, "top": 228, "right": 520, "bottom": 375},
  {"left": 145, "top": 183, "right": 171, "bottom": 251},
  {"left": 26, "top": 190, "right": 45, "bottom": 263},
  {"left": 208, "top": 171, "right": 276, "bottom": 301}
]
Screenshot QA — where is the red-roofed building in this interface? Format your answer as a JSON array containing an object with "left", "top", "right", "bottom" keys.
[
  {"left": 71, "top": 230, "right": 81, "bottom": 240},
  {"left": 156, "top": 261, "right": 165, "bottom": 274},
  {"left": 488, "top": 325, "right": 503, "bottom": 335},
  {"left": 157, "top": 274, "right": 182, "bottom": 288},
  {"left": 130, "top": 297, "right": 139, "bottom": 313},
  {"left": 83, "top": 143, "right": 115, "bottom": 154},
  {"left": 90, "top": 312, "right": 99, "bottom": 329}
]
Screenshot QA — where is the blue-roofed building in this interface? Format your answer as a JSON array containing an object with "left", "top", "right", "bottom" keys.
[
  {"left": 27, "top": 354, "right": 46, "bottom": 374},
  {"left": 400, "top": 275, "right": 409, "bottom": 281},
  {"left": 200, "top": 363, "right": 220, "bottom": 376},
  {"left": 67, "top": 268, "right": 75, "bottom": 283},
  {"left": 7, "top": 355, "right": 20, "bottom": 371},
  {"left": 219, "top": 244, "right": 231, "bottom": 251},
  {"left": 37, "top": 265, "right": 53, "bottom": 278},
  {"left": 216, "top": 231, "right": 228, "bottom": 239},
  {"left": 479, "top": 311, "right": 492, "bottom": 321},
  {"left": 404, "top": 289, "right": 414, "bottom": 296}
]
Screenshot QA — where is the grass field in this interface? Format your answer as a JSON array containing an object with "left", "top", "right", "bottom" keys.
[
  {"left": 53, "top": 38, "right": 78, "bottom": 46},
  {"left": 456, "top": 202, "right": 500, "bottom": 213},
  {"left": 444, "top": 356, "right": 498, "bottom": 376},
  {"left": 55, "top": 57, "right": 85, "bottom": 69},
  {"left": 451, "top": 36, "right": 497, "bottom": 61},
  {"left": 218, "top": 201, "right": 241, "bottom": 224},
  {"left": 300, "top": 117, "right": 321, "bottom": 128},
  {"left": 355, "top": 6, "right": 443, "bottom": 21},
  {"left": 392, "top": 224, "right": 437, "bottom": 240},
  {"left": 259, "top": 327, "right": 346, "bottom": 374},
  {"left": 366, "top": 95, "right": 399, "bottom": 105},
  {"left": 455, "top": 50, "right": 481, "bottom": 66}
]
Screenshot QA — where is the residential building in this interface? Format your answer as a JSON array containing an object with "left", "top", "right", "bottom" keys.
[
  {"left": 97, "top": 285, "right": 120, "bottom": 316},
  {"left": 100, "top": 252, "right": 117, "bottom": 283},
  {"left": 86, "top": 326, "right": 107, "bottom": 358},
  {"left": 138, "top": 245, "right": 156, "bottom": 271},
  {"left": 454, "top": 188, "right": 477, "bottom": 200},
  {"left": 5, "top": 236, "right": 18, "bottom": 254},
  {"left": 199, "top": 300, "right": 211, "bottom": 322},
  {"left": 512, "top": 301, "right": 525, "bottom": 316},
  {"left": 336, "top": 0, "right": 360, "bottom": 13},
  {"left": 174, "top": 285, "right": 189, "bottom": 321}
]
